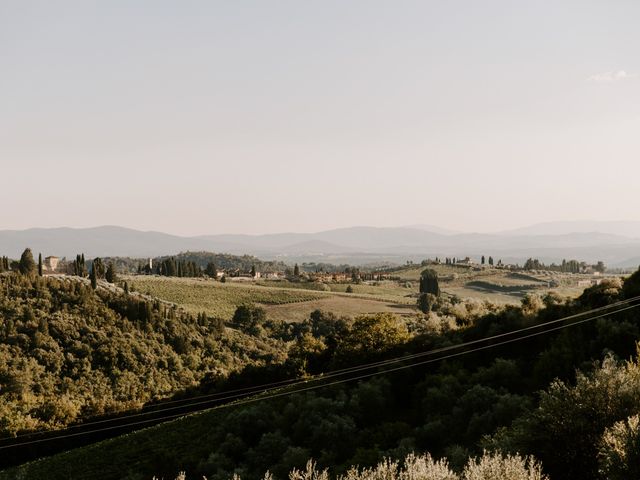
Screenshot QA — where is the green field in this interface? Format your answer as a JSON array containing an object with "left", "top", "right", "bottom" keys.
[
  {"left": 257, "top": 279, "right": 416, "bottom": 302},
  {"left": 127, "top": 266, "right": 612, "bottom": 321},
  {"left": 127, "top": 276, "right": 419, "bottom": 322},
  {"left": 260, "top": 295, "right": 417, "bottom": 322},
  {"left": 127, "top": 276, "right": 327, "bottom": 319}
]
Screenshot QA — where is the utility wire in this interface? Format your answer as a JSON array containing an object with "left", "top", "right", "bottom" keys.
[
  {"left": 2, "top": 299, "right": 639, "bottom": 450},
  {"left": 5, "top": 295, "right": 640, "bottom": 440},
  {"left": 58, "top": 293, "right": 640, "bottom": 421}
]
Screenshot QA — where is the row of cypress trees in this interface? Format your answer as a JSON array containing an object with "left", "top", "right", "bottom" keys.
[{"left": 0, "top": 256, "right": 10, "bottom": 272}]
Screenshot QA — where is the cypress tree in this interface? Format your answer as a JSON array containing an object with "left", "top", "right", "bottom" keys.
[
  {"left": 418, "top": 293, "right": 436, "bottom": 313},
  {"left": 93, "top": 258, "right": 107, "bottom": 279},
  {"left": 205, "top": 262, "right": 218, "bottom": 279},
  {"left": 294, "top": 263, "right": 300, "bottom": 276},
  {"left": 419, "top": 269, "right": 440, "bottom": 296},
  {"left": 19, "top": 248, "right": 37, "bottom": 276},
  {"left": 38, "top": 253, "right": 43, "bottom": 276},
  {"left": 105, "top": 262, "right": 117, "bottom": 283},
  {"left": 90, "top": 264, "right": 97, "bottom": 289}
]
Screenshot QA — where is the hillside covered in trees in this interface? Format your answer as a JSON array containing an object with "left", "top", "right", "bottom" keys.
[
  {"left": 0, "top": 272, "right": 288, "bottom": 438},
  {"left": 2, "top": 267, "right": 640, "bottom": 479}
]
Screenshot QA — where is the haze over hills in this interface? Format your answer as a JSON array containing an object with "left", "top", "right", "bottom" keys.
[
  {"left": 500, "top": 221, "right": 640, "bottom": 239},
  {"left": 1, "top": 222, "right": 639, "bottom": 267}
]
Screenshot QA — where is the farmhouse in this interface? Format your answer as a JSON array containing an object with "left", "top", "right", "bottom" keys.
[
  {"left": 456, "top": 257, "right": 474, "bottom": 265},
  {"left": 44, "top": 256, "right": 60, "bottom": 272},
  {"left": 262, "top": 271, "right": 281, "bottom": 279},
  {"left": 577, "top": 278, "right": 603, "bottom": 287}
]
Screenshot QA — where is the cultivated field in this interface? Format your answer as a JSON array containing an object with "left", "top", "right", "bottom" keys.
[
  {"left": 127, "top": 276, "right": 418, "bottom": 321},
  {"left": 127, "top": 276, "right": 326, "bottom": 319},
  {"left": 126, "top": 264, "right": 614, "bottom": 322},
  {"left": 260, "top": 296, "right": 417, "bottom": 322}
]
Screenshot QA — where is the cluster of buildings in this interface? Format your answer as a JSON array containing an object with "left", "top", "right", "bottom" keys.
[
  {"left": 221, "top": 270, "right": 282, "bottom": 281},
  {"left": 215, "top": 269, "right": 392, "bottom": 283}
]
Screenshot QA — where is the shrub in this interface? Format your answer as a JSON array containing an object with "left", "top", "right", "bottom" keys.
[
  {"left": 161, "top": 451, "right": 546, "bottom": 480},
  {"left": 462, "top": 451, "right": 547, "bottom": 480},
  {"left": 599, "top": 414, "right": 640, "bottom": 480}
]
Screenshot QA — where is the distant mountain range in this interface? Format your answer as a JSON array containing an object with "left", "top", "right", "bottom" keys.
[
  {"left": 499, "top": 221, "right": 640, "bottom": 239},
  {"left": 1, "top": 222, "right": 639, "bottom": 268}
]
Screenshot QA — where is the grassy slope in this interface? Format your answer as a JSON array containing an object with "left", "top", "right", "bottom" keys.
[{"left": 393, "top": 264, "right": 615, "bottom": 305}]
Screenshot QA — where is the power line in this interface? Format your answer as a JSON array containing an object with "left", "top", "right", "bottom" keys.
[
  {"left": 5, "top": 295, "right": 640, "bottom": 440},
  {"left": 2, "top": 299, "right": 638, "bottom": 450},
  {"left": 54, "top": 294, "right": 640, "bottom": 421}
]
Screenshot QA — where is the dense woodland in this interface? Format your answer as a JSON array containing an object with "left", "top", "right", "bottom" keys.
[
  {"left": 1, "top": 261, "right": 640, "bottom": 479},
  {"left": 0, "top": 272, "right": 288, "bottom": 437}
]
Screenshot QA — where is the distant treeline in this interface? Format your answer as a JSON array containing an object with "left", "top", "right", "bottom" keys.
[
  {"left": 523, "top": 258, "right": 606, "bottom": 273},
  {"left": 101, "top": 251, "right": 289, "bottom": 275},
  {"left": 299, "top": 262, "right": 392, "bottom": 274},
  {"left": 151, "top": 257, "right": 201, "bottom": 277}
]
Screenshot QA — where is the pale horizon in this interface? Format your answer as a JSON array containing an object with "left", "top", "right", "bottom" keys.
[
  {"left": 3, "top": 1, "right": 639, "bottom": 236},
  {"left": 2, "top": 219, "right": 640, "bottom": 238}
]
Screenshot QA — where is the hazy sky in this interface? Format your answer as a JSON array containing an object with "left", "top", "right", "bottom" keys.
[{"left": 2, "top": 1, "right": 639, "bottom": 236}]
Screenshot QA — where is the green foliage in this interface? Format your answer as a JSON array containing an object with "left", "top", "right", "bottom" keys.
[
  {"left": 18, "top": 248, "right": 36, "bottom": 276},
  {"left": 105, "top": 262, "right": 117, "bottom": 283},
  {"left": 92, "top": 258, "right": 106, "bottom": 279},
  {"left": 73, "top": 254, "right": 87, "bottom": 277},
  {"left": 420, "top": 269, "right": 440, "bottom": 296},
  {"left": 155, "top": 252, "right": 286, "bottom": 276},
  {"left": 0, "top": 273, "right": 287, "bottom": 438},
  {"left": 523, "top": 258, "right": 603, "bottom": 274},
  {"left": 488, "top": 354, "right": 640, "bottom": 479},
  {"left": 338, "top": 313, "right": 409, "bottom": 358},
  {"left": 90, "top": 264, "right": 98, "bottom": 289},
  {"left": 205, "top": 262, "right": 218, "bottom": 279},
  {"left": 622, "top": 268, "right": 640, "bottom": 300},
  {"left": 156, "top": 257, "right": 201, "bottom": 277},
  {"left": 233, "top": 305, "right": 267, "bottom": 336},
  {"left": 4, "top": 267, "right": 640, "bottom": 479},
  {"left": 418, "top": 293, "right": 438, "bottom": 313},
  {"left": 599, "top": 414, "right": 640, "bottom": 480},
  {"left": 0, "top": 256, "right": 9, "bottom": 272},
  {"left": 129, "top": 276, "right": 324, "bottom": 320}
]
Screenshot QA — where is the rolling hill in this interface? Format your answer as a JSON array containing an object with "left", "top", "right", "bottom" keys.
[{"left": 1, "top": 223, "right": 639, "bottom": 267}]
